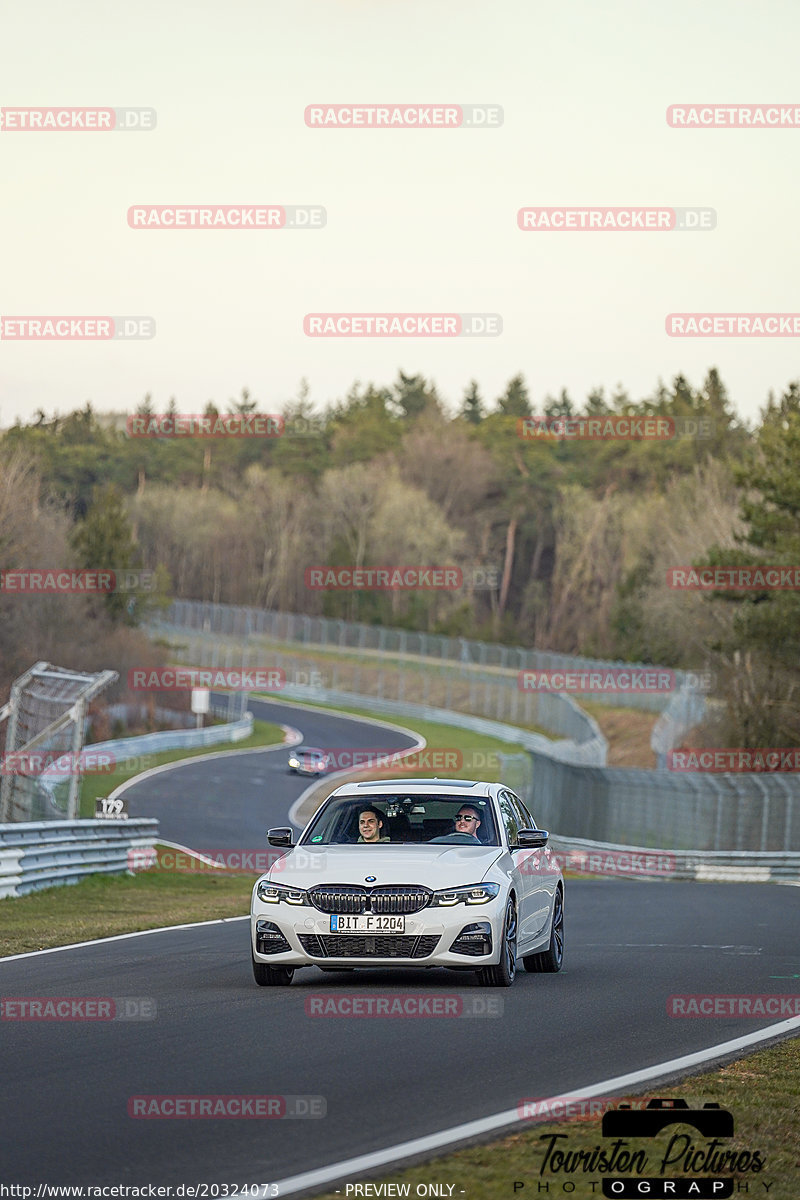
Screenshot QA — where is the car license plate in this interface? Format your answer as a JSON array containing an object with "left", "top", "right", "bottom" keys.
[{"left": 330, "top": 914, "right": 405, "bottom": 933}]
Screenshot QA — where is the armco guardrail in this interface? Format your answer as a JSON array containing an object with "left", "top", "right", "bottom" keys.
[
  {"left": 548, "top": 834, "right": 800, "bottom": 883},
  {"left": 0, "top": 818, "right": 159, "bottom": 898},
  {"left": 39, "top": 711, "right": 254, "bottom": 818}
]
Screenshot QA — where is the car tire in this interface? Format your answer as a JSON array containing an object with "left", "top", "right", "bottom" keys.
[
  {"left": 477, "top": 896, "right": 517, "bottom": 987},
  {"left": 252, "top": 953, "right": 295, "bottom": 986},
  {"left": 523, "top": 885, "right": 564, "bottom": 973}
]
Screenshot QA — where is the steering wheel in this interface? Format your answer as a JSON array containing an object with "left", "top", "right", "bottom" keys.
[{"left": 428, "top": 832, "right": 480, "bottom": 844}]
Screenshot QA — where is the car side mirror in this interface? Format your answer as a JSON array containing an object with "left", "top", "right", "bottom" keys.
[
  {"left": 517, "top": 828, "right": 549, "bottom": 848},
  {"left": 267, "top": 827, "right": 294, "bottom": 847}
]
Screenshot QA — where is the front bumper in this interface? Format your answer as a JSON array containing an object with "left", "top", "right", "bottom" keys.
[{"left": 250, "top": 900, "right": 504, "bottom": 969}]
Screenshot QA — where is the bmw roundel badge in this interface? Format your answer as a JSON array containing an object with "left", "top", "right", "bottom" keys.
[{"left": 365, "top": 876, "right": 376, "bottom": 883}]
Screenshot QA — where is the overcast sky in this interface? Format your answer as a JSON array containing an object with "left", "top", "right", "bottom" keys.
[{"left": 1, "top": 0, "right": 799, "bottom": 428}]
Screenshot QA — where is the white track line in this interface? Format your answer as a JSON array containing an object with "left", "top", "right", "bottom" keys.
[
  {"left": 270, "top": 1016, "right": 800, "bottom": 1196},
  {"left": 108, "top": 727, "right": 300, "bottom": 802},
  {"left": 267, "top": 700, "right": 426, "bottom": 828},
  {"left": 0, "top": 915, "right": 249, "bottom": 962}
]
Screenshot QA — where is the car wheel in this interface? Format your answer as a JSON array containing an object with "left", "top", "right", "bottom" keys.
[
  {"left": 478, "top": 896, "right": 517, "bottom": 987},
  {"left": 252, "top": 953, "right": 294, "bottom": 986},
  {"left": 523, "top": 885, "right": 564, "bottom": 973}
]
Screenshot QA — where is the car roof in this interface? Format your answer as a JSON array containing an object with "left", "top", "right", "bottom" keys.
[{"left": 330, "top": 778, "right": 497, "bottom": 797}]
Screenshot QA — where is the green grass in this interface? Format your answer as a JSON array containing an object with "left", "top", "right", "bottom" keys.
[
  {"left": 0, "top": 847, "right": 254, "bottom": 955},
  {"left": 78, "top": 717, "right": 286, "bottom": 816},
  {"left": 309, "top": 1035, "right": 800, "bottom": 1200}
]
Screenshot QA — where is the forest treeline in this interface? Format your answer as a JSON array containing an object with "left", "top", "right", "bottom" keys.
[{"left": 2, "top": 367, "right": 800, "bottom": 745}]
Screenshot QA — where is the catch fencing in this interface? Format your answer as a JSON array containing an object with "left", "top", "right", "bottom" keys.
[
  {"left": 160, "top": 599, "right": 697, "bottom": 713},
  {"left": 146, "top": 601, "right": 800, "bottom": 853}
]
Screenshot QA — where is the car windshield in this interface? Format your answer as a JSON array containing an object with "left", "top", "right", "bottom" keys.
[{"left": 300, "top": 794, "right": 500, "bottom": 846}]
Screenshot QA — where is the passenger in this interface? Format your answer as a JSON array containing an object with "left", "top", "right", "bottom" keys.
[{"left": 357, "top": 807, "right": 391, "bottom": 843}]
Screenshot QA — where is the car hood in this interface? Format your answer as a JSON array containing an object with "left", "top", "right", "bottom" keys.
[{"left": 265, "top": 845, "right": 504, "bottom": 890}]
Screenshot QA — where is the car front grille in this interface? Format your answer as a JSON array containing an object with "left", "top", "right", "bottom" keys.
[
  {"left": 308, "top": 885, "right": 432, "bottom": 915},
  {"left": 298, "top": 934, "right": 441, "bottom": 959}
]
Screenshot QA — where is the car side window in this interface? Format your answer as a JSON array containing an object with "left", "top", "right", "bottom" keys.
[
  {"left": 508, "top": 790, "right": 536, "bottom": 831},
  {"left": 497, "top": 791, "right": 519, "bottom": 847}
]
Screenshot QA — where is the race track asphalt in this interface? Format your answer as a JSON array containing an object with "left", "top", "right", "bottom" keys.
[{"left": 2, "top": 699, "right": 799, "bottom": 1191}]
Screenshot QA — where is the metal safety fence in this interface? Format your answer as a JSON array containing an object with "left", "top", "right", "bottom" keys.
[
  {"left": 0, "top": 818, "right": 159, "bottom": 898},
  {"left": 146, "top": 601, "right": 800, "bottom": 853},
  {"left": 159, "top": 599, "right": 696, "bottom": 713}
]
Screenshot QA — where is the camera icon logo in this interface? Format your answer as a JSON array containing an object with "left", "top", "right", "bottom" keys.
[{"left": 602, "top": 1098, "right": 734, "bottom": 1139}]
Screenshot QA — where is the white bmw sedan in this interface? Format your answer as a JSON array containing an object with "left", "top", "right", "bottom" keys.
[{"left": 250, "top": 778, "right": 564, "bottom": 987}]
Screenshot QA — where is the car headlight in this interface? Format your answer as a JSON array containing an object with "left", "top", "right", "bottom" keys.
[
  {"left": 256, "top": 880, "right": 309, "bottom": 905},
  {"left": 288, "top": 757, "right": 299, "bottom": 768},
  {"left": 430, "top": 882, "right": 501, "bottom": 907}
]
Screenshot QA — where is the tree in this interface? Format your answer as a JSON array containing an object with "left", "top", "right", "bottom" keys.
[
  {"left": 70, "top": 483, "right": 143, "bottom": 624},
  {"left": 544, "top": 389, "right": 575, "bottom": 419},
  {"left": 393, "top": 371, "right": 442, "bottom": 420},
  {"left": 328, "top": 382, "right": 400, "bottom": 464},
  {"left": 496, "top": 374, "right": 532, "bottom": 418},
  {"left": 460, "top": 380, "right": 485, "bottom": 425},
  {"left": 698, "top": 382, "right": 800, "bottom": 743}
]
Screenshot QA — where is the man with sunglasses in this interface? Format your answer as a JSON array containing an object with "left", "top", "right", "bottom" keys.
[{"left": 452, "top": 805, "right": 482, "bottom": 842}]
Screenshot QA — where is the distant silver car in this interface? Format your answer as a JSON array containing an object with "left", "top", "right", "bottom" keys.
[
  {"left": 251, "top": 778, "right": 564, "bottom": 987},
  {"left": 287, "top": 746, "right": 330, "bottom": 776}
]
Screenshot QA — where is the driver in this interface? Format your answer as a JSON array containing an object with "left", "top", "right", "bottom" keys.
[
  {"left": 357, "top": 807, "right": 391, "bottom": 843},
  {"left": 453, "top": 806, "right": 482, "bottom": 842}
]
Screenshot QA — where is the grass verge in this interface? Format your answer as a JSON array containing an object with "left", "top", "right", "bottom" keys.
[
  {"left": 0, "top": 846, "right": 254, "bottom": 955},
  {"left": 309, "top": 1034, "right": 800, "bottom": 1199}
]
